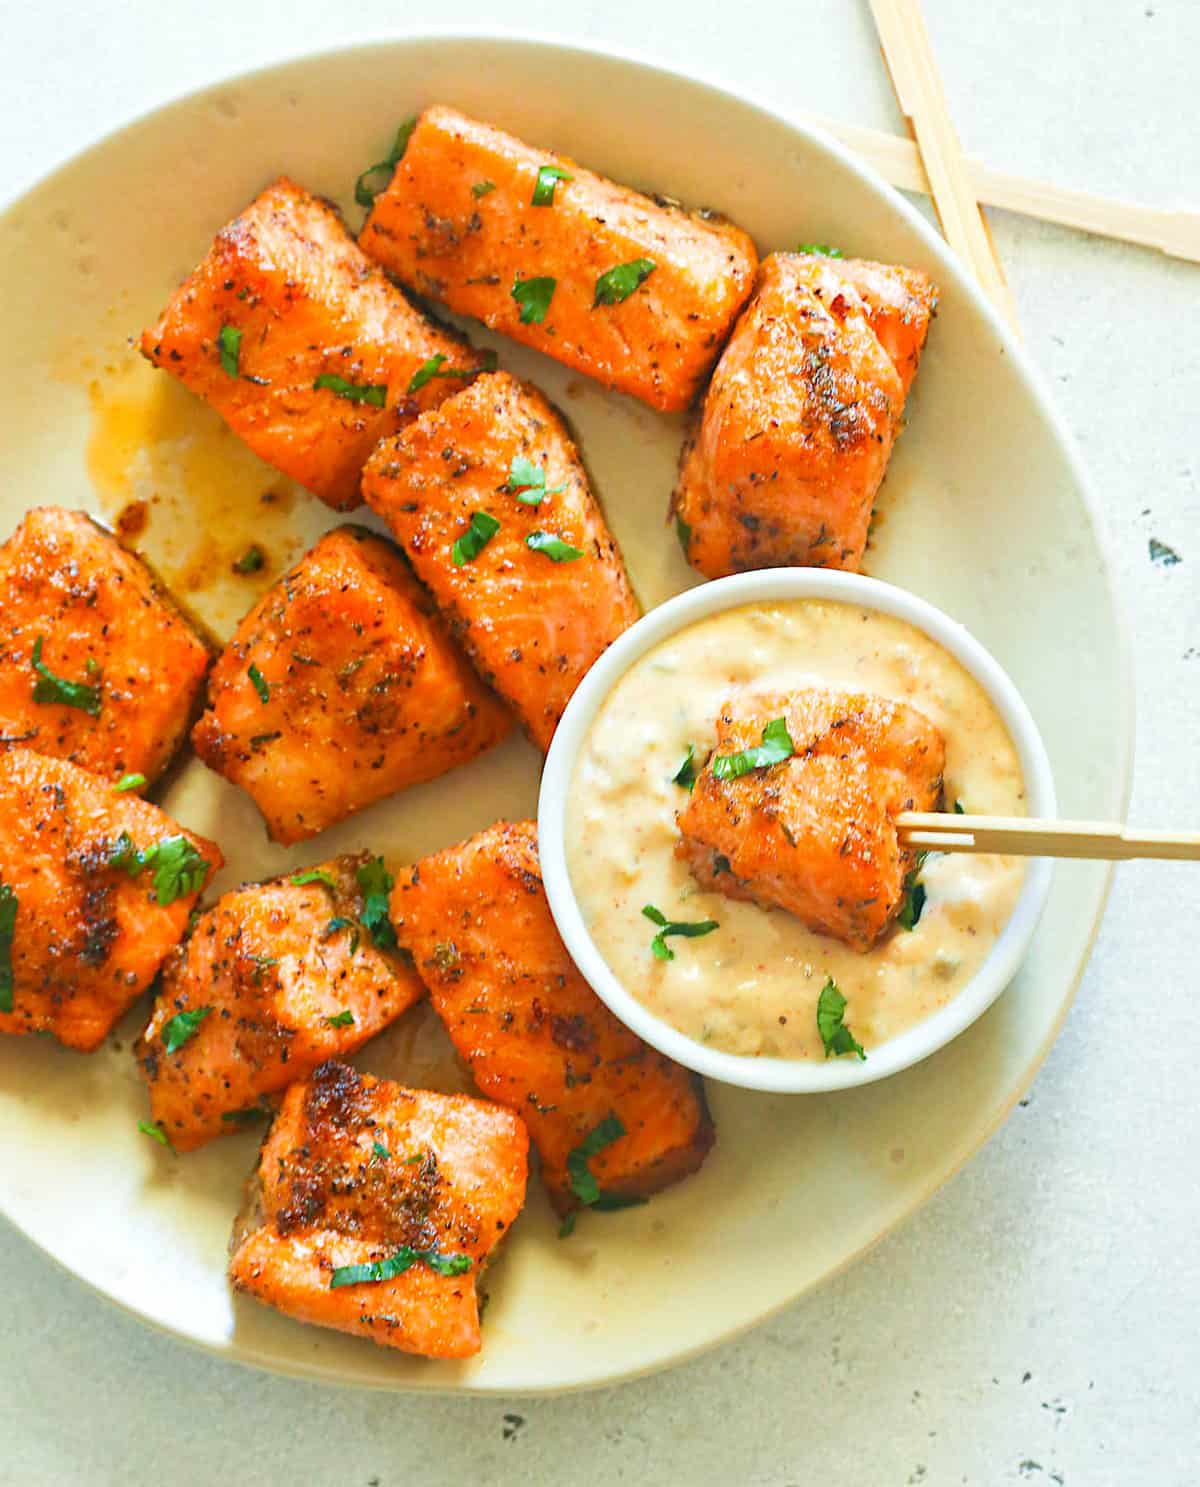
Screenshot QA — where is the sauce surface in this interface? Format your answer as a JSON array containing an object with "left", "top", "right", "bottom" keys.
[{"left": 565, "top": 599, "right": 1027, "bottom": 1060}]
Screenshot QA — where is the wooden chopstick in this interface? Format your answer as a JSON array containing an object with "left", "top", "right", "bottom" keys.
[
  {"left": 897, "top": 813, "right": 1200, "bottom": 862},
  {"left": 868, "top": 0, "right": 1021, "bottom": 328},
  {"left": 812, "top": 114, "right": 1200, "bottom": 266}
]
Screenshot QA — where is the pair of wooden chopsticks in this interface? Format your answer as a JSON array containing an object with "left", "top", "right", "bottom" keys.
[{"left": 870, "top": 0, "right": 1196, "bottom": 866}]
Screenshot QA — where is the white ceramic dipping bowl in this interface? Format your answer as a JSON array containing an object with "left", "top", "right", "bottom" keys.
[{"left": 538, "top": 569, "right": 1057, "bottom": 1093}]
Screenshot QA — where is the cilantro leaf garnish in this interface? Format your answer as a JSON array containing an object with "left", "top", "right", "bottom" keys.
[
  {"left": 217, "top": 324, "right": 242, "bottom": 377},
  {"left": 113, "top": 773, "right": 146, "bottom": 793},
  {"left": 471, "top": 179, "right": 496, "bottom": 198},
  {"left": 953, "top": 799, "right": 965, "bottom": 815},
  {"left": 290, "top": 868, "right": 336, "bottom": 890},
  {"left": 797, "top": 243, "right": 843, "bottom": 257},
  {"left": 323, "top": 918, "right": 360, "bottom": 955},
  {"left": 162, "top": 1006, "right": 211, "bottom": 1054},
  {"left": 0, "top": 882, "right": 16, "bottom": 1014},
  {"left": 329, "top": 1244, "right": 471, "bottom": 1288},
  {"left": 30, "top": 636, "right": 101, "bottom": 716},
  {"left": 566, "top": 1113, "right": 626, "bottom": 1206},
  {"left": 642, "top": 904, "right": 719, "bottom": 961},
  {"left": 247, "top": 663, "right": 270, "bottom": 704},
  {"left": 526, "top": 530, "right": 583, "bottom": 563},
  {"left": 221, "top": 1106, "right": 270, "bottom": 1125},
  {"left": 355, "top": 116, "right": 417, "bottom": 208},
  {"left": 711, "top": 717, "right": 795, "bottom": 781},
  {"left": 511, "top": 275, "right": 556, "bottom": 325},
  {"left": 407, "top": 354, "right": 482, "bottom": 395},
  {"left": 816, "top": 978, "right": 866, "bottom": 1060},
  {"left": 355, "top": 856, "right": 397, "bottom": 949},
  {"left": 371, "top": 1140, "right": 391, "bottom": 1162},
  {"left": 325, "top": 1009, "right": 355, "bottom": 1028},
  {"left": 313, "top": 373, "right": 387, "bottom": 407},
  {"left": 109, "top": 833, "right": 210, "bottom": 905},
  {"left": 896, "top": 872, "right": 927, "bottom": 931},
  {"left": 675, "top": 514, "right": 691, "bottom": 554},
  {"left": 593, "top": 258, "right": 655, "bottom": 307},
  {"left": 532, "top": 165, "right": 572, "bottom": 206},
  {"left": 671, "top": 745, "right": 697, "bottom": 791},
  {"left": 452, "top": 510, "right": 500, "bottom": 566},
  {"left": 503, "top": 454, "right": 566, "bottom": 506},
  {"left": 138, "top": 1119, "right": 172, "bottom": 1148},
  {"left": 1149, "top": 537, "right": 1182, "bottom": 566},
  {"left": 233, "top": 545, "right": 265, "bottom": 574}
]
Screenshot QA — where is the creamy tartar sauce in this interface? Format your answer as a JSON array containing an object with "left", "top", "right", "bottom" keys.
[{"left": 565, "top": 600, "right": 1027, "bottom": 1061}]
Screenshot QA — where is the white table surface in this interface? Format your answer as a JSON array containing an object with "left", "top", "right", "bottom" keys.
[{"left": 2, "top": 3, "right": 1197, "bottom": 1483}]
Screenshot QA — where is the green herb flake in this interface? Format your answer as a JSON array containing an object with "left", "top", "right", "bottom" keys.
[
  {"left": 557, "top": 1211, "right": 578, "bottom": 1239},
  {"left": 0, "top": 882, "right": 16, "bottom": 1014},
  {"left": 526, "top": 530, "right": 583, "bottom": 563},
  {"left": 290, "top": 868, "right": 336, "bottom": 890},
  {"left": 217, "top": 324, "right": 242, "bottom": 377},
  {"left": 250, "top": 954, "right": 278, "bottom": 983},
  {"left": 323, "top": 918, "right": 360, "bottom": 955},
  {"left": 593, "top": 257, "right": 656, "bottom": 307},
  {"left": 113, "top": 773, "right": 146, "bottom": 793},
  {"left": 641, "top": 903, "right": 719, "bottom": 962},
  {"left": 797, "top": 243, "right": 843, "bottom": 258},
  {"left": 511, "top": 275, "right": 556, "bottom": 325},
  {"left": 247, "top": 663, "right": 270, "bottom": 704},
  {"left": 329, "top": 1244, "right": 471, "bottom": 1288},
  {"left": 531, "top": 164, "right": 572, "bottom": 206},
  {"left": 471, "top": 179, "right": 496, "bottom": 198},
  {"left": 312, "top": 373, "right": 387, "bottom": 407},
  {"left": 110, "top": 833, "right": 210, "bottom": 905},
  {"left": 816, "top": 978, "right": 866, "bottom": 1060},
  {"left": 896, "top": 873, "right": 927, "bottom": 932},
  {"left": 675, "top": 514, "right": 691, "bottom": 555},
  {"left": 326, "top": 1009, "right": 355, "bottom": 1028},
  {"left": 407, "top": 353, "right": 485, "bottom": 395},
  {"left": 162, "top": 1005, "right": 212, "bottom": 1054},
  {"left": 232, "top": 544, "right": 265, "bottom": 575},
  {"left": 221, "top": 1106, "right": 270, "bottom": 1125},
  {"left": 504, "top": 454, "right": 566, "bottom": 506},
  {"left": 954, "top": 799, "right": 965, "bottom": 814},
  {"left": 356, "top": 856, "right": 397, "bottom": 950},
  {"left": 566, "top": 1113, "right": 626, "bottom": 1206},
  {"left": 30, "top": 636, "right": 102, "bottom": 717},
  {"left": 452, "top": 510, "right": 501, "bottom": 567},
  {"left": 671, "top": 745, "right": 697, "bottom": 791},
  {"left": 1149, "top": 537, "right": 1182, "bottom": 566},
  {"left": 371, "top": 1140, "right": 391, "bottom": 1162},
  {"left": 355, "top": 116, "right": 417, "bottom": 208},
  {"left": 711, "top": 717, "right": 795, "bottom": 782},
  {"left": 138, "top": 1119, "right": 171, "bottom": 1148}
]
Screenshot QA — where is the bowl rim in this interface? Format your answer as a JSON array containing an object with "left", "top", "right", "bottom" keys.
[{"left": 538, "top": 568, "right": 1058, "bottom": 1093}]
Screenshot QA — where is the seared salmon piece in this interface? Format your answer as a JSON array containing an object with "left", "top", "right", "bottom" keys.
[
  {"left": 229, "top": 1061, "right": 528, "bottom": 1358},
  {"left": 136, "top": 852, "right": 424, "bottom": 1150},
  {"left": 676, "top": 690, "right": 945, "bottom": 950},
  {"left": 0, "top": 507, "right": 210, "bottom": 786},
  {"left": 141, "top": 177, "right": 488, "bottom": 511},
  {"left": 363, "top": 372, "right": 639, "bottom": 751},
  {"left": 191, "top": 526, "right": 510, "bottom": 843},
  {"left": 360, "top": 106, "right": 758, "bottom": 412},
  {"left": 672, "top": 252, "right": 936, "bottom": 578},
  {"left": 390, "top": 820, "right": 713, "bottom": 1215},
  {"left": 0, "top": 749, "right": 221, "bottom": 1050}
]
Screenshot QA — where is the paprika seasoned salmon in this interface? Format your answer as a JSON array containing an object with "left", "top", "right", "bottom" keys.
[
  {"left": 141, "top": 177, "right": 488, "bottom": 510},
  {"left": 672, "top": 252, "right": 936, "bottom": 578},
  {"left": 0, "top": 507, "right": 210, "bottom": 786},
  {"left": 191, "top": 526, "right": 510, "bottom": 843},
  {"left": 359, "top": 106, "right": 758, "bottom": 412},
  {"left": 676, "top": 689, "right": 946, "bottom": 950},
  {"left": 363, "top": 372, "right": 639, "bottom": 751},
  {"left": 136, "top": 852, "right": 424, "bottom": 1150},
  {"left": 229, "top": 1060, "right": 528, "bottom": 1358},
  {"left": 0, "top": 749, "right": 221, "bottom": 1050},
  {"left": 390, "top": 820, "right": 713, "bottom": 1216}
]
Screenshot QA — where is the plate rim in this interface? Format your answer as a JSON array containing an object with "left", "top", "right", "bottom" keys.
[{"left": 0, "top": 25, "right": 1136, "bottom": 1395}]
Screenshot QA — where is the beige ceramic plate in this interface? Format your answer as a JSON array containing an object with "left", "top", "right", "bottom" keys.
[{"left": 0, "top": 35, "right": 1131, "bottom": 1394}]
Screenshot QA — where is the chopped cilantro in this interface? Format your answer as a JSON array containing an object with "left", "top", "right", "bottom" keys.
[
  {"left": 954, "top": 799, "right": 965, "bottom": 815},
  {"left": 232, "top": 544, "right": 265, "bottom": 574},
  {"left": 593, "top": 257, "right": 655, "bottom": 306},
  {"left": 312, "top": 373, "right": 387, "bottom": 406},
  {"left": 109, "top": 833, "right": 210, "bottom": 905},
  {"left": 1149, "top": 538, "right": 1182, "bottom": 566},
  {"left": 711, "top": 717, "right": 795, "bottom": 781},
  {"left": 566, "top": 1113, "right": 625, "bottom": 1206},
  {"left": 247, "top": 663, "right": 270, "bottom": 704},
  {"left": 221, "top": 1106, "right": 270, "bottom": 1125},
  {"left": 329, "top": 1245, "right": 471, "bottom": 1288},
  {"left": 407, "top": 353, "right": 482, "bottom": 394},
  {"left": 30, "top": 636, "right": 101, "bottom": 716},
  {"left": 162, "top": 1005, "right": 211, "bottom": 1054},
  {"left": 897, "top": 873, "right": 927, "bottom": 931},
  {"left": 355, "top": 856, "right": 397, "bottom": 949},
  {"left": 323, "top": 918, "right": 360, "bottom": 955},
  {"left": 290, "top": 868, "right": 336, "bottom": 890},
  {"left": 642, "top": 904, "right": 719, "bottom": 961},
  {"left": 526, "top": 530, "right": 583, "bottom": 563},
  {"left": 511, "top": 275, "right": 556, "bottom": 325},
  {"left": 532, "top": 165, "right": 572, "bottom": 206},
  {"left": 355, "top": 116, "right": 417, "bottom": 208},
  {"left": 138, "top": 1119, "right": 171, "bottom": 1148},
  {"left": 217, "top": 324, "right": 242, "bottom": 377},
  {"left": 675, "top": 514, "right": 691, "bottom": 554},
  {"left": 471, "top": 179, "right": 496, "bottom": 198},
  {"left": 113, "top": 773, "right": 146, "bottom": 793},
  {"left": 326, "top": 1009, "right": 355, "bottom": 1028},
  {"left": 503, "top": 454, "right": 566, "bottom": 505},
  {"left": 671, "top": 745, "right": 697, "bottom": 791},
  {"left": 452, "top": 510, "right": 500, "bottom": 566},
  {"left": 816, "top": 978, "right": 866, "bottom": 1060},
  {"left": 371, "top": 1140, "right": 391, "bottom": 1162},
  {"left": 797, "top": 243, "right": 843, "bottom": 257},
  {"left": 0, "top": 881, "right": 16, "bottom": 1014}
]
